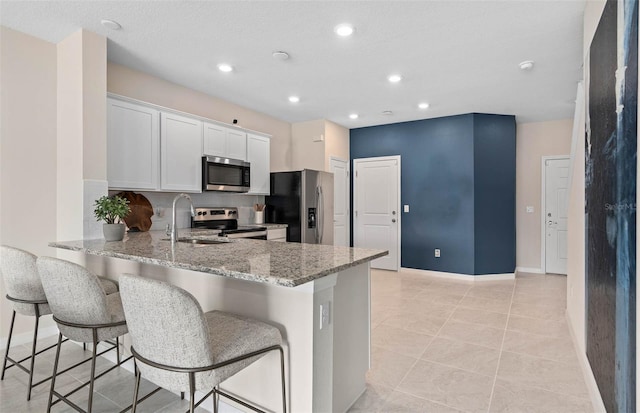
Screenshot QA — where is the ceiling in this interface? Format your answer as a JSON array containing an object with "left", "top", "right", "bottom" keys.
[{"left": 1, "top": 1, "right": 585, "bottom": 129}]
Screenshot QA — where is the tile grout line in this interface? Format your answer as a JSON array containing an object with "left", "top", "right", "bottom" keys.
[
  {"left": 383, "top": 275, "right": 470, "bottom": 402},
  {"left": 485, "top": 277, "right": 517, "bottom": 413}
]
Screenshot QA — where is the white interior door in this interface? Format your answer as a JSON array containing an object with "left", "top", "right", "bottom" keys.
[
  {"left": 354, "top": 156, "right": 400, "bottom": 271},
  {"left": 330, "top": 157, "right": 349, "bottom": 247},
  {"left": 545, "top": 158, "right": 570, "bottom": 274}
]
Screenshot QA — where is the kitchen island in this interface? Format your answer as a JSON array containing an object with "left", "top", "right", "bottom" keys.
[{"left": 51, "top": 230, "right": 387, "bottom": 413}]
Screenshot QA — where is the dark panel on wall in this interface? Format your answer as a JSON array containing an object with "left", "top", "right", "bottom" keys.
[
  {"left": 350, "top": 115, "right": 476, "bottom": 274},
  {"left": 473, "top": 114, "right": 516, "bottom": 274},
  {"left": 585, "top": 0, "right": 637, "bottom": 410}
]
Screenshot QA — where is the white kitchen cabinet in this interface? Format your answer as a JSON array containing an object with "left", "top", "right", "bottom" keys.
[
  {"left": 267, "top": 228, "right": 287, "bottom": 242},
  {"left": 203, "top": 122, "right": 247, "bottom": 161},
  {"left": 246, "top": 133, "right": 270, "bottom": 195},
  {"left": 161, "top": 112, "right": 202, "bottom": 192},
  {"left": 107, "top": 98, "right": 160, "bottom": 190}
]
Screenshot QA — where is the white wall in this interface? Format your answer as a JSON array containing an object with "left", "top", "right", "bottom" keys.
[
  {"left": 292, "top": 119, "right": 350, "bottom": 172},
  {"left": 0, "top": 27, "right": 58, "bottom": 338},
  {"left": 566, "top": 0, "right": 607, "bottom": 355},
  {"left": 292, "top": 119, "right": 326, "bottom": 171},
  {"left": 515, "top": 119, "right": 573, "bottom": 272}
]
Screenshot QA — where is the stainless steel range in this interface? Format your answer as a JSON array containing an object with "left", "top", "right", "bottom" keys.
[{"left": 191, "top": 207, "right": 267, "bottom": 239}]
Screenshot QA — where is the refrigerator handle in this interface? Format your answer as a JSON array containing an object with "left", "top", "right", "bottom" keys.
[{"left": 317, "top": 186, "right": 324, "bottom": 244}]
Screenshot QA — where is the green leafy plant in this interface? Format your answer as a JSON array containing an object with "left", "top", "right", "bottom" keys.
[{"left": 94, "top": 195, "right": 131, "bottom": 224}]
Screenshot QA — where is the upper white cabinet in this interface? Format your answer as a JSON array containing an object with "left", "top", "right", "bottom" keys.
[
  {"left": 107, "top": 98, "right": 160, "bottom": 190},
  {"left": 247, "top": 133, "right": 270, "bottom": 195},
  {"left": 160, "top": 113, "right": 202, "bottom": 192},
  {"left": 203, "top": 122, "right": 247, "bottom": 161},
  {"left": 107, "top": 95, "right": 272, "bottom": 194}
]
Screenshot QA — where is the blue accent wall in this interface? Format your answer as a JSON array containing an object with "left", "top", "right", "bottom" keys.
[
  {"left": 473, "top": 114, "right": 516, "bottom": 274},
  {"left": 350, "top": 113, "right": 515, "bottom": 275}
]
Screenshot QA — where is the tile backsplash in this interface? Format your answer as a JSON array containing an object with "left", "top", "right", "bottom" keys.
[{"left": 109, "top": 190, "right": 265, "bottom": 231}]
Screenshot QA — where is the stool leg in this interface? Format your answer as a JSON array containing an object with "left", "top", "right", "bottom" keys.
[
  {"left": 1, "top": 310, "right": 16, "bottom": 380},
  {"left": 188, "top": 372, "right": 196, "bottom": 413},
  {"left": 116, "top": 336, "right": 121, "bottom": 365},
  {"left": 131, "top": 365, "right": 141, "bottom": 413},
  {"left": 83, "top": 343, "right": 87, "bottom": 351},
  {"left": 87, "top": 331, "right": 98, "bottom": 413},
  {"left": 47, "top": 333, "right": 63, "bottom": 413},
  {"left": 212, "top": 386, "right": 218, "bottom": 413},
  {"left": 26, "top": 308, "right": 41, "bottom": 401},
  {"left": 181, "top": 391, "right": 185, "bottom": 400},
  {"left": 279, "top": 347, "right": 287, "bottom": 413}
]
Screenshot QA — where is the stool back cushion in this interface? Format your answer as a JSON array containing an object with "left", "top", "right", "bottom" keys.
[
  {"left": 0, "top": 246, "right": 50, "bottom": 316},
  {"left": 37, "top": 257, "right": 110, "bottom": 329},
  {"left": 119, "top": 274, "right": 215, "bottom": 390}
]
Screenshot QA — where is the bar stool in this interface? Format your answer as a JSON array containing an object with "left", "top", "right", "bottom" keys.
[
  {"left": 0, "top": 245, "right": 118, "bottom": 400},
  {"left": 119, "top": 274, "right": 287, "bottom": 413},
  {"left": 36, "top": 256, "right": 137, "bottom": 413}
]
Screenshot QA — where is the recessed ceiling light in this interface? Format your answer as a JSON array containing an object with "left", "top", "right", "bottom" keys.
[
  {"left": 101, "top": 19, "right": 121, "bottom": 30},
  {"left": 288, "top": 96, "right": 300, "bottom": 103},
  {"left": 387, "top": 74, "right": 403, "bottom": 83},
  {"left": 382, "top": 110, "right": 393, "bottom": 115},
  {"left": 273, "top": 51, "right": 290, "bottom": 61},
  {"left": 217, "top": 63, "right": 234, "bottom": 73},
  {"left": 418, "top": 102, "right": 430, "bottom": 110},
  {"left": 519, "top": 60, "right": 534, "bottom": 71},
  {"left": 349, "top": 113, "right": 359, "bottom": 119},
  {"left": 335, "top": 24, "right": 355, "bottom": 37}
]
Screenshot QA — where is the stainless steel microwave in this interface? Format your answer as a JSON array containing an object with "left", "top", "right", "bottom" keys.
[{"left": 202, "top": 156, "right": 250, "bottom": 192}]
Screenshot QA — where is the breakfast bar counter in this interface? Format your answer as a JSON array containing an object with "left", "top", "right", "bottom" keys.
[
  {"left": 50, "top": 229, "right": 386, "bottom": 287},
  {"left": 50, "top": 230, "right": 387, "bottom": 413}
]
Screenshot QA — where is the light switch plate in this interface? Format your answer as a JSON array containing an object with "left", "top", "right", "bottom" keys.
[
  {"left": 404, "top": 205, "right": 410, "bottom": 213},
  {"left": 526, "top": 206, "right": 534, "bottom": 213}
]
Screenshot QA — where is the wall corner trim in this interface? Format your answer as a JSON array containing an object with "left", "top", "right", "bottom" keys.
[{"left": 400, "top": 267, "right": 515, "bottom": 281}]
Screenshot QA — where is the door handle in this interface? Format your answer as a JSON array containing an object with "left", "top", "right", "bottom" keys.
[
  {"left": 392, "top": 211, "right": 396, "bottom": 215},
  {"left": 392, "top": 219, "right": 396, "bottom": 223}
]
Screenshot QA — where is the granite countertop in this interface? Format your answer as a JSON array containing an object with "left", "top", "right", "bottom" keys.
[{"left": 49, "top": 229, "right": 387, "bottom": 287}]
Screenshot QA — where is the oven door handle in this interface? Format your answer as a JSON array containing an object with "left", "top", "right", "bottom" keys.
[{"left": 222, "top": 231, "right": 268, "bottom": 239}]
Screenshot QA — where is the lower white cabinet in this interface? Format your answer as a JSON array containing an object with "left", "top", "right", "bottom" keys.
[
  {"left": 247, "top": 133, "right": 270, "bottom": 195},
  {"left": 267, "top": 228, "right": 287, "bottom": 242},
  {"left": 160, "top": 112, "right": 202, "bottom": 192}
]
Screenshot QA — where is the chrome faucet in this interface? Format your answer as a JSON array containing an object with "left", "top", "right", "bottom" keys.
[{"left": 170, "top": 193, "right": 195, "bottom": 243}]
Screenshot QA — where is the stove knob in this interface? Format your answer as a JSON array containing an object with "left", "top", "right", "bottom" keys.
[
  {"left": 202, "top": 211, "right": 207, "bottom": 216},
  {"left": 197, "top": 211, "right": 203, "bottom": 216}
]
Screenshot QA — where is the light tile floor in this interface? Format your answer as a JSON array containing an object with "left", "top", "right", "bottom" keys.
[
  {"left": 350, "top": 269, "right": 593, "bottom": 413},
  {"left": 1, "top": 270, "right": 593, "bottom": 412}
]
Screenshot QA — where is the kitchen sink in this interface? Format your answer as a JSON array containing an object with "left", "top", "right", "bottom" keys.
[{"left": 162, "top": 237, "right": 232, "bottom": 244}]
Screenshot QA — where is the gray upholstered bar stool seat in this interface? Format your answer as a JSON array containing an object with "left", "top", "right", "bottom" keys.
[
  {"left": 0, "top": 245, "right": 118, "bottom": 401},
  {"left": 37, "top": 256, "right": 131, "bottom": 413},
  {"left": 119, "top": 274, "right": 287, "bottom": 413}
]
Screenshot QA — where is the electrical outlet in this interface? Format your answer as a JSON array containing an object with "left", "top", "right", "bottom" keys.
[
  {"left": 526, "top": 206, "right": 534, "bottom": 213},
  {"left": 319, "top": 302, "right": 330, "bottom": 330},
  {"left": 435, "top": 249, "right": 441, "bottom": 258},
  {"left": 404, "top": 205, "right": 410, "bottom": 213}
]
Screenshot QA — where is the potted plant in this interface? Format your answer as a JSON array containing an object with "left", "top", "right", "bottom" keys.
[{"left": 94, "top": 195, "right": 131, "bottom": 241}]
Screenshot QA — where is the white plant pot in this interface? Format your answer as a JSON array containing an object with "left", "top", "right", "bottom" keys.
[{"left": 103, "top": 223, "right": 126, "bottom": 241}]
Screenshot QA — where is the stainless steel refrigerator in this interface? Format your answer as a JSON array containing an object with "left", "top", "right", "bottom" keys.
[{"left": 265, "top": 170, "right": 334, "bottom": 245}]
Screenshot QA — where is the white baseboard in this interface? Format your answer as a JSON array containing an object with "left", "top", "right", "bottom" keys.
[
  {"left": 565, "top": 312, "right": 606, "bottom": 412},
  {"left": 515, "top": 267, "right": 545, "bottom": 274},
  {"left": 400, "top": 267, "right": 515, "bottom": 282},
  {"left": 0, "top": 325, "right": 59, "bottom": 351}
]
